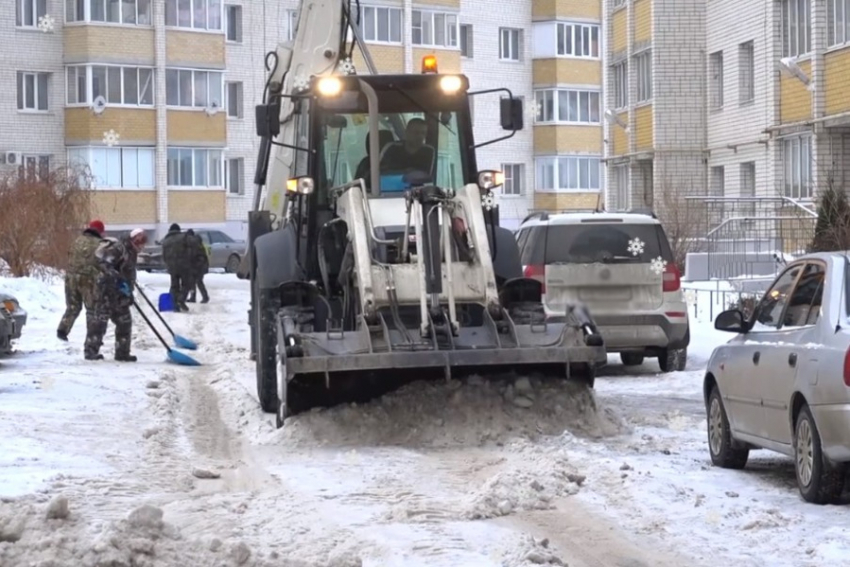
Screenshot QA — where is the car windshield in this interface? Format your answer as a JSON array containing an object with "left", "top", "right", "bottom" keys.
[
  {"left": 527, "top": 223, "right": 673, "bottom": 265},
  {"left": 314, "top": 82, "right": 470, "bottom": 197}
]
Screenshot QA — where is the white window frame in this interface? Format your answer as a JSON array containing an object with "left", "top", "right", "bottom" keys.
[
  {"left": 738, "top": 41, "right": 755, "bottom": 104},
  {"left": 710, "top": 165, "right": 725, "bottom": 196},
  {"left": 709, "top": 50, "right": 724, "bottom": 109},
  {"left": 164, "top": 0, "right": 223, "bottom": 31},
  {"left": 611, "top": 61, "right": 628, "bottom": 109},
  {"left": 635, "top": 50, "right": 652, "bottom": 103},
  {"left": 67, "top": 146, "right": 157, "bottom": 189},
  {"left": 19, "top": 154, "right": 51, "bottom": 182},
  {"left": 359, "top": 5, "right": 402, "bottom": 44},
  {"left": 499, "top": 28, "right": 521, "bottom": 62},
  {"left": 533, "top": 88, "right": 601, "bottom": 125},
  {"left": 740, "top": 161, "right": 756, "bottom": 196},
  {"left": 535, "top": 156, "right": 602, "bottom": 192},
  {"left": 225, "top": 157, "right": 244, "bottom": 195},
  {"left": 166, "top": 147, "right": 224, "bottom": 188},
  {"left": 782, "top": 0, "right": 811, "bottom": 58},
  {"left": 17, "top": 71, "right": 49, "bottom": 112},
  {"left": 411, "top": 9, "right": 458, "bottom": 48},
  {"left": 65, "top": 0, "right": 154, "bottom": 25},
  {"left": 782, "top": 136, "right": 812, "bottom": 200},
  {"left": 501, "top": 163, "right": 524, "bottom": 196},
  {"left": 828, "top": 0, "right": 850, "bottom": 46},
  {"left": 286, "top": 9, "right": 298, "bottom": 41},
  {"left": 460, "top": 24, "right": 473, "bottom": 58},
  {"left": 65, "top": 65, "right": 155, "bottom": 107},
  {"left": 225, "top": 81, "right": 243, "bottom": 118},
  {"left": 224, "top": 3, "right": 242, "bottom": 42},
  {"left": 556, "top": 23, "right": 600, "bottom": 59},
  {"left": 17, "top": 0, "right": 46, "bottom": 28},
  {"left": 165, "top": 68, "right": 224, "bottom": 109}
]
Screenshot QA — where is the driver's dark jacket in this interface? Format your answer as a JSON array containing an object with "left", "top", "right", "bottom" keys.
[{"left": 380, "top": 143, "right": 434, "bottom": 174}]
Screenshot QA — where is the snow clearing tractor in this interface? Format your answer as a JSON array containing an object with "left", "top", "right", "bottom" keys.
[{"left": 238, "top": 0, "right": 607, "bottom": 427}]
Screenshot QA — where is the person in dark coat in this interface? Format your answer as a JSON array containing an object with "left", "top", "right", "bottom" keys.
[
  {"left": 185, "top": 229, "right": 210, "bottom": 303},
  {"left": 160, "top": 223, "right": 193, "bottom": 312},
  {"left": 57, "top": 220, "right": 105, "bottom": 341}
]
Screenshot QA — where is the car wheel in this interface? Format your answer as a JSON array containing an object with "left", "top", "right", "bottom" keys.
[
  {"left": 225, "top": 254, "right": 241, "bottom": 274},
  {"left": 658, "top": 348, "right": 687, "bottom": 372},
  {"left": 707, "top": 386, "right": 749, "bottom": 469},
  {"left": 620, "top": 352, "right": 645, "bottom": 366},
  {"left": 794, "top": 403, "right": 845, "bottom": 504}
]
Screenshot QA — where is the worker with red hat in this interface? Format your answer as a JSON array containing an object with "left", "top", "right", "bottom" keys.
[{"left": 56, "top": 219, "right": 106, "bottom": 341}]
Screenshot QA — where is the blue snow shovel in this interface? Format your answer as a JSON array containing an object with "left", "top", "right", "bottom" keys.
[
  {"left": 134, "top": 283, "right": 199, "bottom": 350},
  {"left": 132, "top": 299, "right": 201, "bottom": 366}
]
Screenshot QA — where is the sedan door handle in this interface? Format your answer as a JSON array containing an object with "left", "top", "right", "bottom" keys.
[
  {"left": 752, "top": 351, "right": 760, "bottom": 365},
  {"left": 788, "top": 352, "right": 797, "bottom": 367}
]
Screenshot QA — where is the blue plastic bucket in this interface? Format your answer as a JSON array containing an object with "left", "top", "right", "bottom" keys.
[{"left": 158, "top": 292, "right": 174, "bottom": 312}]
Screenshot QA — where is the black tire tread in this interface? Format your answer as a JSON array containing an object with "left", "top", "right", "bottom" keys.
[{"left": 707, "top": 387, "right": 749, "bottom": 469}]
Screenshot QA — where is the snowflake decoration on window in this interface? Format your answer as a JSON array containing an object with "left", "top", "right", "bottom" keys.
[
  {"left": 650, "top": 256, "right": 667, "bottom": 275},
  {"left": 684, "top": 289, "right": 697, "bottom": 306},
  {"left": 102, "top": 129, "right": 120, "bottom": 147},
  {"left": 338, "top": 57, "right": 356, "bottom": 75},
  {"left": 528, "top": 100, "right": 541, "bottom": 121},
  {"left": 481, "top": 191, "right": 495, "bottom": 211},
  {"left": 627, "top": 237, "right": 645, "bottom": 256},
  {"left": 292, "top": 75, "right": 309, "bottom": 92},
  {"left": 38, "top": 14, "right": 55, "bottom": 32}
]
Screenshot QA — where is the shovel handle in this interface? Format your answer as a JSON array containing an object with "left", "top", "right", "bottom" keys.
[
  {"left": 134, "top": 283, "right": 176, "bottom": 337},
  {"left": 132, "top": 300, "right": 172, "bottom": 353}
]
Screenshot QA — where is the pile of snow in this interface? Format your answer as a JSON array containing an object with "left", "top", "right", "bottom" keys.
[
  {"left": 274, "top": 376, "right": 629, "bottom": 450},
  {"left": 0, "top": 274, "right": 63, "bottom": 321}
]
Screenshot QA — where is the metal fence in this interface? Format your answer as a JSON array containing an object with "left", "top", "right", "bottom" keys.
[{"left": 683, "top": 286, "right": 764, "bottom": 323}]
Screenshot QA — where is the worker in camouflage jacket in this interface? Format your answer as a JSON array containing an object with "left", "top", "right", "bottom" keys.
[
  {"left": 57, "top": 219, "right": 105, "bottom": 341},
  {"left": 84, "top": 228, "right": 147, "bottom": 361},
  {"left": 185, "top": 229, "right": 210, "bottom": 304},
  {"left": 161, "top": 223, "right": 193, "bottom": 312}
]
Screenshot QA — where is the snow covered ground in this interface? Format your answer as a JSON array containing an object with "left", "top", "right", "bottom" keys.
[{"left": 1, "top": 271, "right": 849, "bottom": 566}]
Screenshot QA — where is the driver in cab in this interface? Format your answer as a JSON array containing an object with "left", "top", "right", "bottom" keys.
[{"left": 379, "top": 118, "right": 435, "bottom": 176}]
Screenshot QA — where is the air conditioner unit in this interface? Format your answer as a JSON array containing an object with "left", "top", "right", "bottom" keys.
[{"left": 3, "top": 152, "right": 21, "bottom": 166}]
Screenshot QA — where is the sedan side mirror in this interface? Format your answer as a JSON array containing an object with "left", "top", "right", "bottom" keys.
[{"left": 715, "top": 309, "right": 748, "bottom": 333}]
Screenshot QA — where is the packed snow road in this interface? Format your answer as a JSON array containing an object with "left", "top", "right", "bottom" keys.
[{"left": 1, "top": 273, "right": 849, "bottom": 566}]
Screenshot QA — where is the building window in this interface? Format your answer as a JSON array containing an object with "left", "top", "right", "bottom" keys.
[
  {"left": 738, "top": 41, "right": 755, "bottom": 104},
  {"left": 67, "top": 147, "right": 156, "bottom": 189},
  {"left": 16, "top": 0, "right": 46, "bottom": 28},
  {"left": 460, "top": 24, "right": 473, "bottom": 58},
  {"left": 710, "top": 166, "right": 725, "bottom": 196},
  {"left": 556, "top": 23, "right": 600, "bottom": 58},
  {"left": 167, "top": 148, "right": 223, "bottom": 188},
  {"left": 740, "top": 161, "right": 756, "bottom": 196},
  {"left": 65, "top": 65, "right": 155, "bottom": 106},
  {"left": 286, "top": 9, "right": 298, "bottom": 41},
  {"left": 635, "top": 50, "right": 652, "bottom": 103},
  {"left": 612, "top": 163, "right": 629, "bottom": 210},
  {"left": 225, "top": 4, "right": 242, "bottom": 42},
  {"left": 164, "top": 0, "right": 222, "bottom": 31},
  {"left": 535, "top": 156, "right": 601, "bottom": 191},
  {"left": 534, "top": 89, "right": 600, "bottom": 124},
  {"left": 828, "top": 0, "right": 850, "bottom": 46},
  {"left": 709, "top": 51, "right": 724, "bottom": 109},
  {"left": 502, "top": 163, "right": 524, "bottom": 196},
  {"left": 500, "top": 28, "right": 521, "bottom": 61},
  {"left": 17, "top": 72, "right": 49, "bottom": 112},
  {"left": 360, "top": 6, "right": 402, "bottom": 43},
  {"left": 225, "top": 81, "right": 242, "bottom": 118},
  {"left": 19, "top": 155, "right": 50, "bottom": 182},
  {"left": 611, "top": 61, "right": 628, "bottom": 109},
  {"left": 165, "top": 69, "right": 224, "bottom": 109},
  {"left": 783, "top": 136, "right": 812, "bottom": 199},
  {"left": 412, "top": 10, "right": 458, "bottom": 48},
  {"left": 782, "top": 0, "right": 811, "bottom": 57},
  {"left": 225, "top": 157, "right": 244, "bottom": 195},
  {"left": 66, "top": 0, "right": 153, "bottom": 25}
]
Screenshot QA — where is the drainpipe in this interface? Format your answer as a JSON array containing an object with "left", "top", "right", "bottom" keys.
[
  {"left": 154, "top": 0, "right": 168, "bottom": 234},
  {"left": 403, "top": 0, "right": 413, "bottom": 73}
]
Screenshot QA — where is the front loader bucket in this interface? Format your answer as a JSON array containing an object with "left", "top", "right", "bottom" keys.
[{"left": 276, "top": 302, "right": 607, "bottom": 418}]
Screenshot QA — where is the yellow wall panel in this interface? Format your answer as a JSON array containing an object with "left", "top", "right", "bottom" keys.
[
  {"left": 91, "top": 191, "right": 157, "bottom": 224},
  {"left": 611, "top": 112, "right": 629, "bottom": 155},
  {"left": 351, "top": 44, "right": 404, "bottom": 73},
  {"left": 64, "top": 26, "right": 154, "bottom": 64},
  {"left": 634, "top": 104, "right": 653, "bottom": 150},
  {"left": 634, "top": 0, "right": 652, "bottom": 44},
  {"left": 533, "top": 0, "right": 602, "bottom": 20},
  {"left": 412, "top": 48, "right": 460, "bottom": 73},
  {"left": 824, "top": 48, "right": 850, "bottom": 116},
  {"left": 167, "top": 111, "right": 226, "bottom": 144},
  {"left": 533, "top": 59, "right": 601, "bottom": 86},
  {"left": 533, "top": 192, "right": 600, "bottom": 211},
  {"left": 168, "top": 191, "right": 226, "bottom": 222},
  {"left": 65, "top": 108, "right": 156, "bottom": 144},
  {"left": 611, "top": 9, "right": 627, "bottom": 53},
  {"left": 166, "top": 31, "right": 225, "bottom": 68},
  {"left": 779, "top": 59, "right": 812, "bottom": 123},
  {"left": 533, "top": 125, "right": 602, "bottom": 154}
]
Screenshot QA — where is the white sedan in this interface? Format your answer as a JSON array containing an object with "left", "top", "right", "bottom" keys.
[{"left": 705, "top": 252, "right": 850, "bottom": 504}]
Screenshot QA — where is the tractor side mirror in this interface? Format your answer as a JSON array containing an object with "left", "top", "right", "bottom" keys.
[{"left": 500, "top": 97, "right": 524, "bottom": 131}]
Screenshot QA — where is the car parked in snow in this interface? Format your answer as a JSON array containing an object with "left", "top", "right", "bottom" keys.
[
  {"left": 137, "top": 228, "right": 245, "bottom": 273},
  {"left": 706, "top": 252, "right": 850, "bottom": 504},
  {"left": 0, "top": 292, "right": 27, "bottom": 355}
]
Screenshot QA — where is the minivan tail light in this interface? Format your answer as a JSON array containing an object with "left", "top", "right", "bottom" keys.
[
  {"left": 843, "top": 347, "right": 850, "bottom": 387},
  {"left": 523, "top": 264, "right": 546, "bottom": 294},
  {"left": 662, "top": 262, "right": 681, "bottom": 292}
]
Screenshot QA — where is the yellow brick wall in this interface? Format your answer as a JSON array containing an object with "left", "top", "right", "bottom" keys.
[
  {"left": 533, "top": 125, "right": 602, "bottom": 154},
  {"left": 533, "top": 0, "right": 602, "bottom": 20},
  {"left": 611, "top": 112, "right": 628, "bottom": 155},
  {"left": 65, "top": 108, "right": 156, "bottom": 144},
  {"left": 824, "top": 48, "right": 850, "bottom": 116},
  {"left": 166, "top": 31, "right": 225, "bottom": 68},
  {"left": 167, "top": 111, "right": 226, "bottom": 144},
  {"left": 533, "top": 192, "right": 600, "bottom": 210},
  {"left": 91, "top": 191, "right": 157, "bottom": 224},
  {"left": 64, "top": 26, "right": 154, "bottom": 64},
  {"left": 168, "top": 191, "right": 226, "bottom": 222},
  {"left": 611, "top": 8, "right": 627, "bottom": 53},
  {"left": 634, "top": 104, "right": 653, "bottom": 150},
  {"left": 421, "top": 0, "right": 460, "bottom": 8},
  {"left": 532, "top": 59, "right": 601, "bottom": 86},
  {"left": 412, "top": 48, "right": 461, "bottom": 73},
  {"left": 351, "top": 44, "right": 404, "bottom": 73},
  {"left": 779, "top": 59, "right": 812, "bottom": 123},
  {"left": 634, "top": 0, "right": 652, "bottom": 44}
]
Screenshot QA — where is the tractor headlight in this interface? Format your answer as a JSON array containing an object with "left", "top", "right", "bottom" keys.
[
  {"left": 316, "top": 77, "right": 342, "bottom": 97},
  {"left": 439, "top": 75, "right": 462, "bottom": 94},
  {"left": 477, "top": 170, "right": 504, "bottom": 191},
  {"left": 287, "top": 176, "right": 314, "bottom": 195}
]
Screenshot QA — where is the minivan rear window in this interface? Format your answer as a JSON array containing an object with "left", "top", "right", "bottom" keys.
[{"left": 519, "top": 223, "right": 674, "bottom": 265}]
